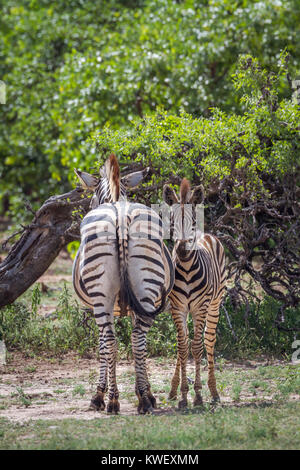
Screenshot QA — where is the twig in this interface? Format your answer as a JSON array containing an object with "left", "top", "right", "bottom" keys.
[
  {"left": 221, "top": 300, "right": 238, "bottom": 341},
  {"left": 1, "top": 229, "right": 24, "bottom": 250}
]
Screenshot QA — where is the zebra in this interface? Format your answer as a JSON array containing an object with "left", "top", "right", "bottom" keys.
[
  {"left": 162, "top": 178, "right": 226, "bottom": 408},
  {"left": 73, "top": 154, "right": 174, "bottom": 414}
]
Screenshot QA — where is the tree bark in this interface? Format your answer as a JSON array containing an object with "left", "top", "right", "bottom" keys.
[{"left": 0, "top": 188, "right": 90, "bottom": 308}]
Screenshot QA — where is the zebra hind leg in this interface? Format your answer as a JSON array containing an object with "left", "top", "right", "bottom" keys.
[
  {"left": 92, "top": 309, "right": 120, "bottom": 414},
  {"left": 105, "top": 321, "right": 120, "bottom": 414},
  {"left": 106, "top": 333, "right": 120, "bottom": 414},
  {"left": 90, "top": 329, "right": 107, "bottom": 411},
  {"left": 131, "top": 317, "right": 156, "bottom": 414}
]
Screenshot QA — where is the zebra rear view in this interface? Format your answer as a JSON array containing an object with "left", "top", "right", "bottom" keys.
[{"left": 73, "top": 155, "right": 174, "bottom": 414}]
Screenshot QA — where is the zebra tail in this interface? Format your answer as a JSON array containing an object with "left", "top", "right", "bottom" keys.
[
  {"left": 127, "top": 279, "right": 167, "bottom": 320},
  {"left": 117, "top": 209, "right": 130, "bottom": 316},
  {"left": 116, "top": 212, "right": 167, "bottom": 319}
]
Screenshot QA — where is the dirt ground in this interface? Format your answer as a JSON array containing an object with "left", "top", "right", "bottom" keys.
[
  {"left": 1, "top": 352, "right": 297, "bottom": 424},
  {"left": 0, "top": 354, "right": 181, "bottom": 423},
  {"left": 0, "top": 353, "right": 140, "bottom": 422}
]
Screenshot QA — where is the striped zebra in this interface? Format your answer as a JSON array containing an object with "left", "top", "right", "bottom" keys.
[
  {"left": 73, "top": 154, "right": 174, "bottom": 414},
  {"left": 163, "top": 178, "right": 226, "bottom": 408}
]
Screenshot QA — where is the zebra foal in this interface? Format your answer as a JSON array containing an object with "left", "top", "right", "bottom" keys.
[
  {"left": 163, "top": 178, "right": 226, "bottom": 408},
  {"left": 73, "top": 154, "right": 174, "bottom": 414}
]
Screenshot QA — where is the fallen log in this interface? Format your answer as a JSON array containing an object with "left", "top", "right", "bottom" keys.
[{"left": 0, "top": 188, "right": 90, "bottom": 308}]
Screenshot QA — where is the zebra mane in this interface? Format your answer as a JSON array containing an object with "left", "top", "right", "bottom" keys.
[
  {"left": 100, "top": 154, "right": 121, "bottom": 202},
  {"left": 180, "top": 178, "right": 191, "bottom": 204}
]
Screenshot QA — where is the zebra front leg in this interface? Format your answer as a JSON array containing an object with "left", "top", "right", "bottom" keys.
[
  {"left": 131, "top": 317, "right": 155, "bottom": 414},
  {"left": 191, "top": 310, "right": 206, "bottom": 407},
  {"left": 168, "top": 353, "right": 180, "bottom": 401},
  {"left": 205, "top": 301, "right": 221, "bottom": 403},
  {"left": 172, "top": 311, "right": 189, "bottom": 409}
]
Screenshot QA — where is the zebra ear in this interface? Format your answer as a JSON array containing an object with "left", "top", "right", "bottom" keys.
[
  {"left": 189, "top": 185, "right": 204, "bottom": 205},
  {"left": 74, "top": 169, "right": 98, "bottom": 190},
  {"left": 162, "top": 185, "right": 178, "bottom": 206},
  {"left": 121, "top": 167, "right": 150, "bottom": 189}
]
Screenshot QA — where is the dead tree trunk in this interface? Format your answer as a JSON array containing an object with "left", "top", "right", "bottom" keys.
[{"left": 0, "top": 188, "right": 90, "bottom": 308}]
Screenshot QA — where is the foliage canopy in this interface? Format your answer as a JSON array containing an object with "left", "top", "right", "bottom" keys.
[{"left": 1, "top": 0, "right": 300, "bottom": 216}]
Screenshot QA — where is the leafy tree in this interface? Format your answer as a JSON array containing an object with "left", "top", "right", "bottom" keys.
[
  {"left": 92, "top": 54, "right": 300, "bottom": 328},
  {"left": 1, "top": 0, "right": 299, "bottom": 217}
]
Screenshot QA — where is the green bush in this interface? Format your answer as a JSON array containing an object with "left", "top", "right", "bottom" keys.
[
  {"left": 93, "top": 53, "right": 299, "bottom": 198},
  {"left": 0, "top": 286, "right": 98, "bottom": 356},
  {"left": 217, "top": 296, "right": 300, "bottom": 359},
  {"left": 92, "top": 56, "right": 300, "bottom": 321},
  {"left": 1, "top": 285, "right": 298, "bottom": 359}
]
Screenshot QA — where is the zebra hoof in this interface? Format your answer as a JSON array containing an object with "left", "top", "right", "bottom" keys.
[
  {"left": 210, "top": 395, "right": 220, "bottom": 405},
  {"left": 178, "top": 399, "right": 188, "bottom": 409},
  {"left": 107, "top": 399, "right": 120, "bottom": 414},
  {"left": 90, "top": 391, "right": 106, "bottom": 411},
  {"left": 193, "top": 395, "right": 203, "bottom": 407},
  {"left": 89, "top": 399, "right": 105, "bottom": 411},
  {"left": 149, "top": 394, "right": 157, "bottom": 409},
  {"left": 138, "top": 405, "right": 154, "bottom": 415},
  {"left": 138, "top": 396, "right": 154, "bottom": 415}
]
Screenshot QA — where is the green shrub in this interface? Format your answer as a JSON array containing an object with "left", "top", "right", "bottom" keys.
[
  {"left": 217, "top": 296, "right": 300, "bottom": 359},
  {"left": 1, "top": 284, "right": 298, "bottom": 359},
  {"left": 0, "top": 286, "right": 98, "bottom": 356}
]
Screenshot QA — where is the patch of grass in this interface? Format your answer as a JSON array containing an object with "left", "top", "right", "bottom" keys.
[
  {"left": 88, "top": 369, "right": 98, "bottom": 391},
  {"left": 217, "top": 296, "right": 300, "bottom": 360},
  {"left": 0, "top": 287, "right": 98, "bottom": 357},
  {"left": 72, "top": 385, "right": 86, "bottom": 397},
  {"left": 231, "top": 383, "right": 242, "bottom": 402},
  {"left": 24, "top": 365, "right": 37, "bottom": 373},
  {"left": 0, "top": 402, "right": 299, "bottom": 450},
  {"left": 277, "top": 367, "right": 300, "bottom": 396},
  {"left": 15, "top": 387, "right": 31, "bottom": 408}
]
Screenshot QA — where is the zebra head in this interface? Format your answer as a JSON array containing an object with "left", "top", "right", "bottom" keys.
[
  {"left": 163, "top": 178, "right": 204, "bottom": 258},
  {"left": 75, "top": 154, "right": 149, "bottom": 209}
]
